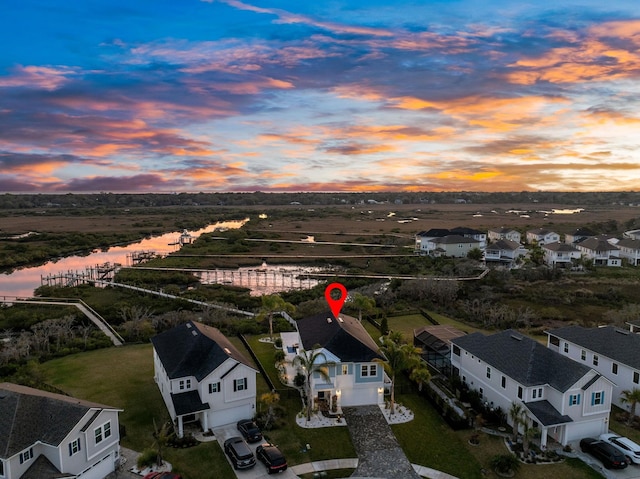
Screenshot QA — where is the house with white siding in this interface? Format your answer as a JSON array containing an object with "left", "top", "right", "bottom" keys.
[
  {"left": 488, "top": 227, "right": 522, "bottom": 244},
  {"left": 546, "top": 326, "right": 640, "bottom": 412},
  {"left": 542, "top": 242, "right": 581, "bottom": 268},
  {"left": 565, "top": 227, "right": 596, "bottom": 244},
  {"left": 574, "top": 236, "right": 621, "bottom": 267},
  {"left": 451, "top": 330, "right": 612, "bottom": 448},
  {"left": 484, "top": 239, "right": 526, "bottom": 267},
  {"left": 0, "top": 382, "right": 122, "bottom": 479},
  {"left": 281, "top": 311, "right": 388, "bottom": 413},
  {"left": 151, "top": 321, "right": 258, "bottom": 437},
  {"left": 526, "top": 228, "right": 560, "bottom": 245},
  {"left": 616, "top": 238, "right": 640, "bottom": 266}
]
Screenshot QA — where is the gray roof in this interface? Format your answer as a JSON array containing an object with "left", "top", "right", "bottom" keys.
[
  {"left": 577, "top": 236, "right": 619, "bottom": 251},
  {"left": 524, "top": 400, "right": 573, "bottom": 427},
  {"left": 548, "top": 325, "right": 640, "bottom": 369},
  {"left": 451, "top": 330, "right": 592, "bottom": 392},
  {"left": 297, "top": 311, "right": 383, "bottom": 362},
  {"left": 617, "top": 238, "right": 640, "bottom": 250},
  {"left": 151, "top": 321, "right": 256, "bottom": 380},
  {"left": 0, "top": 383, "right": 119, "bottom": 460},
  {"left": 543, "top": 242, "right": 579, "bottom": 252},
  {"left": 486, "top": 239, "right": 520, "bottom": 251},
  {"left": 432, "top": 235, "right": 480, "bottom": 245}
]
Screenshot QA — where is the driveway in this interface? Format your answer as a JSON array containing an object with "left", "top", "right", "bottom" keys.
[
  {"left": 213, "top": 423, "right": 298, "bottom": 479},
  {"left": 568, "top": 443, "right": 640, "bottom": 479}
]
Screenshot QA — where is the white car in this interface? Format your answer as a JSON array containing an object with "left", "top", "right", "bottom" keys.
[{"left": 600, "top": 433, "right": 640, "bottom": 465}]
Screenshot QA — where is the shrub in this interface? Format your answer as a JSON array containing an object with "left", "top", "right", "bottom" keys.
[
  {"left": 490, "top": 453, "right": 520, "bottom": 475},
  {"left": 137, "top": 448, "right": 157, "bottom": 469}
]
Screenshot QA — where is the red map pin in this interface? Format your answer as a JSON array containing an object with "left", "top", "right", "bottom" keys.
[{"left": 325, "top": 282, "right": 347, "bottom": 319}]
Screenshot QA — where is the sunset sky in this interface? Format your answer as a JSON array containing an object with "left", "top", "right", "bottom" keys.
[{"left": 2, "top": 0, "right": 640, "bottom": 193}]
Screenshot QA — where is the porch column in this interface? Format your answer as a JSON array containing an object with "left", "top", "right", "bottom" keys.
[
  {"left": 177, "top": 416, "right": 184, "bottom": 438},
  {"left": 540, "top": 427, "right": 548, "bottom": 449},
  {"left": 201, "top": 412, "right": 209, "bottom": 433}
]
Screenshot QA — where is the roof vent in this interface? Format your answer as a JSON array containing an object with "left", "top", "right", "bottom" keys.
[
  {"left": 191, "top": 330, "right": 198, "bottom": 336},
  {"left": 326, "top": 317, "right": 332, "bottom": 323},
  {"left": 510, "top": 334, "right": 523, "bottom": 341},
  {"left": 186, "top": 323, "right": 192, "bottom": 328}
]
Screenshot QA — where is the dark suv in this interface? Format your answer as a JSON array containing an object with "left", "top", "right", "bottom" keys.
[
  {"left": 256, "top": 442, "right": 288, "bottom": 474},
  {"left": 223, "top": 436, "right": 256, "bottom": 470},
  {"left": 580, "top": 437, "right": 628, "bottom": 469},
  {"left": 237, "top": 419, "right": 263, "bottom": 443}
]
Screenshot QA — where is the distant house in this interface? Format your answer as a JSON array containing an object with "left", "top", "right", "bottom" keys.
[
  {"left": 413, "top": 325, "right": 465, "bottom": 375},
  {"left": 616, "top": 238, "right": 640, "bottom": 266},
  {"left": 574, "top": 235, "right": 621, "bottom": 267},
  {"left": 431, "top": 235, "right": 481, "bottom": 258},
  {"left": 415, "top": 229, "right": 450, "bottom": 253},
  {"left": 151, "top": 321, "right": 258, "bottom": 437},
  {"left": 280, "top": 311, "right": 387, "bottom": 413},
  {"left": 451, "top": 330, "right": 613, "bottom": 448},
  {"left": 542, "top": 242, "right": 581, "bottom": 268},
  {"left": 525, "top": 228, "right": 560, "bottom": 245},
  {"left": 450, "top": 226, "right": 487, "bottom": 249},
  {"left": 565, "top": 227, "right": 596, "bottom": 244},
  {"left": 623, "top": 229, "right": 640, "bottom": 240},
  {"left": 547, "top": 326, "right": 640, "bottom": 411},
  {"left": 0, "top": 382, "right": 122, "bottom": 479},
  {"left": 488, "top": 227, "right": 521, "bottom": 244},
  {"left": 484, "top": 239, "right": 526, "bottom": 267}
]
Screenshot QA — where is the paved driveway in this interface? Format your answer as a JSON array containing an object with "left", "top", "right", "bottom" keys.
[
  {"left": 213, "top": 423, "right": 298, "bottom": 479},
  {"left": 568, "top": 444, "right": 640, "bottom": 479}
]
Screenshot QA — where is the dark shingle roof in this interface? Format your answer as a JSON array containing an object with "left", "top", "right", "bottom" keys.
[
  {"left": 543, "top": 242, "right": 579, "bottom": 252},
  {"left": 577, "top": 236, "right": 619, "bottom": 251},
  {"left": 450, "top": 226, "right": 484, "bottom": 236},
  {"left": 451, "top": 330, "right": 591, "bottom": 392},
  {"left": 20, "top": 454, "right": 74, "bottom": 479},
  {"left": 416, "top": 228, "right": 450, "bottom": 238},
  {"left": 548, "top": 325, "right": 640, "bottom": 369},
  {"left": 297, "top": 311, "right": 383, "bottom": 362},
  {"left": 524, "top": 400, "right": 573, "bottom": 427},
  {"left": 0, "top": 383, "right": 118, "bottom": 459},
  {"left": 487, "top": 239, "right": 520, "bottom": 251},
  {"left": 617, "top": 238, "right": 640, "bottom": 250},
  {"left": 432, "top": 235, "right": 479, "bottom": 245},
  {"left": 171, "top": 390, "right": 211, "bottom": 416},
  {"left": 150, "top": 321, "right": 256, "bottom": 380}
]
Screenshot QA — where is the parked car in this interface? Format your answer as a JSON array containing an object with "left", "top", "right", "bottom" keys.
[
  {"left": 256, "top": 442, "right": 288, "bottom": 474},
  {"left": 237, "top": 418, "right": 263, "bottom": 443},
  {"left": 224, "top": 436, "right": 256, "bottom": 470},
  {"left": 143, "top": 473, "right": 182, "bottom": 479},
  {"left": 600, "top": 433, "right": 640, "bottom": 465},
  {"left": 580, "top": 437, "right": 628, "bottom": 469}
]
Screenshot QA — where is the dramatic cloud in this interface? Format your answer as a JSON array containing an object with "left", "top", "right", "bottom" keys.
[{"left": 1, "top": 0, "right": 640, "bottom": 192}]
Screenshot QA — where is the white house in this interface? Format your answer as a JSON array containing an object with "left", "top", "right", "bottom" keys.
[
  {"left": 0, "top": 382, "right": 122, "bottom": 479},
  {"left": 484, "top": 239, "right": 526, "bottom": 267},
  {"left": 565, "top": 227, "right": 596, "bottom": 244},
  {"left": 488, "top": 227, "right": 521, "bottom": 244},
  {"left": 616, "top": 238, "right": 640, "bottom": 266},
  {"left": 415, "top": 229, "right": 450, "bottom": 254},
  {"left": 430, "top": 235, "right": 481, "bottom": 258},
  {"left": 151, "top": 321, "right": 258, "bottom": 437},
  {"left": 451, "top": 330, "right": 613, "bottom": 448},
  {"left": 450, "top": 227, "right": 487, "bottom": 249},
  {"left": 526, "top": 228, "right": 560, "bottom": 245},
  {"left": 546, "top": 326, "right": 640, "bottom": 412},
  {"left": 574, "top": 236, "right": 622, "bottom": 267},
  {"left": 281, "top": 311, "right": 388, "bottom": 413},
  {"left": 542, "top": 242, "right": 581, "bottom": 268}
]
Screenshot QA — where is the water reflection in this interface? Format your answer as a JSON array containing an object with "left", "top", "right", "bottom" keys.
[{"left": 0, "top": 219, "right": 248, "bottom": 298}]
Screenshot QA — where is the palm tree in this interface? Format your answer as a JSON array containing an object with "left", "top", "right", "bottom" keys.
[
  {"left": 409, "top": 364, "right": 431, "bottom": 392},
  {"left": 620, "top": 388, "right": 640, "bottom": 425},
  {"left": 257, "top": 294, "right": 295, "bottom": 340},
  {"left": 293, "top": 347, "right": 333, "bottom": 420},
  {"left": 519, "top": 411, "right": 539, "bottom": 455},
  {"left": 259, "top": 391, "right": 280, "bottom": 430},
  {"left": 508, "top": 402, "right": 523, "bottom": 443},
  {"left": 349, "top": 292, "right": 376, "bottom": 322},
  {"left": 375, "top": 333, "right": 421, "bottom": 414}
]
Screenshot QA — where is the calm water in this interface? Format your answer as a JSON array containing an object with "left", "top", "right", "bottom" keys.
[{"left": 0, "top": 219, "right": 248, "bottom": 297}]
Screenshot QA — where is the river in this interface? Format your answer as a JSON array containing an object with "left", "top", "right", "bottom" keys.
[{"left": 0, "top": 220, "right": 253, "bottom": 297}]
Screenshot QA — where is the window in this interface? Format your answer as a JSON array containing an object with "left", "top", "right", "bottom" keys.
[
  {"left": 593, "top": 355, "right": 599, "bottom": 366},
  {"left": 569, "top": 394, "right": 581, "bottom": 406},
  {"left": 479, "top": 388, "right": 484, "bottom": 398},
  {"left": 234, "top": 378, "right": 247, "bottom": 392},
  {"left": 634, "top": 371, "right": 639, "bottom": 384},
  {"left": 563, "top": 342, "right": 569, "bottom": 353},
  {"left": 592, "top": 391, "right": 605, "bottom": 406},
  {"left": 518, "top": 386, "right": 523, "bottom": 399},
  {"left": 19, "top": 448, "right": 34, "bottom": 464},
  {"left": 342, "top": 365, "right": 349, "bottom": 375},
  {"left": 612, "top": 363, "right": 618, "bottom": 375},
  {"left": 179, "top": 379, "right": 191, "bottom": 390},
  {"left": 486, "top": 367, "right": 491, "bottom": 379},
  {"left": 549, "top": 336, "right": 560, "bottom": 347},
  {"left": 94, "top": 421, "right": 111, "bottom": 444},
  {"left": 69, "top": 438, "right": 81, "bottom": 456},
  {"left": 581, "top": 350, "right": 586, "bottom": 361},
  {"left": 533, "top": 388, "right": 542, "bottom": 399},
  {"left": 452, "top": 345, "right": 460, "bottom": 356},
  {"left": 501, "top": 376, "right": 506, "bottom": 389},
  {"left": 0, "top": 460, "right": 3, "bottom": 475},
  {"left": 361, "top": 364, "right": 377, "bottom": 377},
  {"left": 209, "top": 382, "right": 220, "bottom": 393}
]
